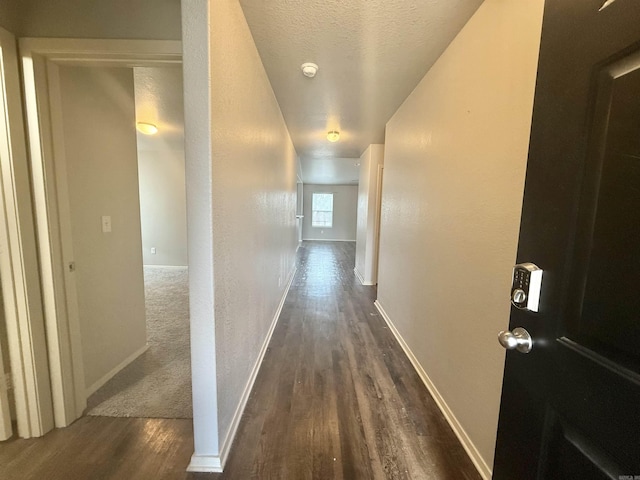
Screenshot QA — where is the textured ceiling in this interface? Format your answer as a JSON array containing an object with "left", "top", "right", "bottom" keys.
[
  {"left": 133, "top": 66, "right": 184, "bottom": 150},
  {"left": 240, "top": 0, "right": 483, "bottom": 184}
]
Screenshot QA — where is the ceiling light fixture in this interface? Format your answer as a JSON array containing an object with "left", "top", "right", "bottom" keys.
[
  {"left": 327, "top": 130, "right": 340, "bottom": 142},
  {"left": 136, "top": 122, "right": 158, "bottom": 135},
  {"left": 301, "top": 62, "right": 319, "bottom": 78}
]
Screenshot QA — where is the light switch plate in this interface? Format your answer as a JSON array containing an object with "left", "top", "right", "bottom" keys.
[{"left": 101, "top": 215, "right": 112, "bottom": 233}]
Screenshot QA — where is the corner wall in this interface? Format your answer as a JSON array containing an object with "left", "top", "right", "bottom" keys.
[
  {"left": 210, "top": 0, "right": 298, "bottom": 451},
  {"left": 376, "top": 0, "right": 544, "bottom": 475},
  {"left": 302, "top": 184, "right": 358, "bottom": 241},
  {"left": 182, "top": 0, "right": 298, "bottom": 470}
]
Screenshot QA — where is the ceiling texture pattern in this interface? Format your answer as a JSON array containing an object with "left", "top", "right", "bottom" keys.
[{"left": 240, "top": 0, "right": 483, "bottom": 184}]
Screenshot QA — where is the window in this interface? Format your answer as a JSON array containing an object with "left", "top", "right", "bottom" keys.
[{"left": 312, "top": 193, "right": 333, "bottom": 228}]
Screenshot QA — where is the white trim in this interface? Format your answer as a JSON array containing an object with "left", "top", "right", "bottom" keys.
[
  {"left": 0, "top": 26, "right": 54, "bottom": 439},
  {"left": 85, "top": 344, "right": 149, "bottom": 397},
  {"left": 353, "top": 267, "right": 375, "bottom": 286},
  {"left": 142, "top": 264, "right": 189, "bottom": 269},
  {"left": 302, "top": 238, "right": 356, "bottom": 242},
  {"left": 210, "top": 266, "right": 296, "bottom": 471},
  {"left": 19, "top": 38, "right": 182, "bottom": 66},
  {"left": 374, "top": 300, "right": 492, "bottom": 480},
  {"left": 19, "top": 38, "right": 183, "bottom": 430},
  {"left": 186, "top": 454, "right": 222, "bottom": 473}
]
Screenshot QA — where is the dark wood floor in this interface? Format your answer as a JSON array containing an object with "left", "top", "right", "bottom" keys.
[{"left": 0, "top": 241, "right": 481, "bottom": 480}]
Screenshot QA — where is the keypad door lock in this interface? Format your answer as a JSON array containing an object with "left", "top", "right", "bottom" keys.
[{"left": 511, "top": 263, "right": 543, "bottom": 312}]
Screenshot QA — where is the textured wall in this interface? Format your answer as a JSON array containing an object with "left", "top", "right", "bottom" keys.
[
  {"left": 302, "top": 184, "right": 358, "bottom": 241},
  {"left": 58, "top": 66, "right": 147, "bottom": 391},
  {"left": 210, "top": 0, "right": 298, "bottom": 453},
  {"left": 17, "top": 0, "right": 180, "bottom": 39},
  {"left": 377, "top": 0, "right": 544, "bottom": 471},
  {"left": 181, "top": 0, "right": 219, "bottom": 459},
  {"left": 355, "top": 144, "right": 384, "bottom": 284},
  {"left": 134, "top": 67, "right": 188, "bottom": 267}
]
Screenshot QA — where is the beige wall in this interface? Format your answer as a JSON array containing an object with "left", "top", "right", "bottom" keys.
[
  {"left": 377, "top": 0, "right": 544, "bottom": 473},
  {"left": 134, "top": 67, "right": 188, "bottom": 266},
  {"left": 58, "top": 66, "right": 147, "bottom": 392},
  {"left": 0, "top": 2, "right": 20, "bottom": 33},
  {"left": 137, "top": 147, "right": 188, "bottom": 266},
  {"left": 355, "top": 144, "right": 384, "bottom": 285},
  {"left": 302, "top": 184, "right": 358, "bottom": 241},
  {"left": 17, "top": 0, "right": 180, "bottom": 39},
  {"left": 209, "top": 0, "right": 298, "bottom": 453}
]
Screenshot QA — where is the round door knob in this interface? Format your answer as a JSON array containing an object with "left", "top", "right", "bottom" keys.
[
  {"left": 498, "top": 327, "right": 533, "bottom": 353},
  {"left": 512, "top": 288, "right": 527, "bottom": 304}
]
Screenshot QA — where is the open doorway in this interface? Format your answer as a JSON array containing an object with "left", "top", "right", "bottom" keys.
[
  {"left": 49, "top": 64, "right": 191, "bottom": 420},
  {"left": 19, "top": 39, "right": 190, "bottom": 427},
  {"left": 76, "top": 65, "right": 191, "bottom": 419}
]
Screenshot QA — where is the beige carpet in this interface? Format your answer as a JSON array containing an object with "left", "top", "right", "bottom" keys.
[{"left": 86, "top": 266, "right": 192, "bottom": 419}]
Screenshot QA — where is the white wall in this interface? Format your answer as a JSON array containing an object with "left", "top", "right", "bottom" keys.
[
  {"left": 182, "top": 0, "right": 298, "bottom": 469},
  {"left": 134, "top": 67, "right": 188, "bottom": 266},
  {"left": 58, "top": 66, "right": 147, "bottom": 393},
  {"left": 376, "top": 0, "right": 544, "bottom": 475},
  {"left": 211, "top": 0, "right": 298, "bottom": 448},
  {"left": 17, "top": 0, "right": 181, "bottom": 39},
  {"left": 355, "top": 144, "right": 384, "bottom": 285},
  {"left": 302, "top": 184, "right": 358, "bottom": 241}
]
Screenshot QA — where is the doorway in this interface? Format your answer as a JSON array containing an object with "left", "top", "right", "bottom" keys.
[
  {"left": 20, "top": 38, "right": 186, "bottom": 428},
  {"left": 80, "top": 65, "right": 192, "bottom": 419},
  {"left": 493, "top": 1, "right": 640, "bottom": 477}
]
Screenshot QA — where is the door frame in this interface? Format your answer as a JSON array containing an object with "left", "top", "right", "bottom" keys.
[
  {"left": 19, "top": 38, "right": 182, "bottom": 427},
  {"left": 0, "top": 27, "right": 54, "bottom": 439}
]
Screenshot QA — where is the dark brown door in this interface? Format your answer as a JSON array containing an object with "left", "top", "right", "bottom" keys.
[{"left": 493, "top": 1, "right": 640, "bottom": 478}]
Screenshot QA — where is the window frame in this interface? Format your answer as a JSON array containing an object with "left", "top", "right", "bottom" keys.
[{"left": 311, "top": 192, "right": 334, "bottom": 228}]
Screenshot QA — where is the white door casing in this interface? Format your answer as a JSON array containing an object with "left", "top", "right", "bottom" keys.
[
  {"left": 19, "top": 38, "right": 182, "bottom": 428},
  {"left": 0, "top": 27, "right": 55, "bottom": 439}
]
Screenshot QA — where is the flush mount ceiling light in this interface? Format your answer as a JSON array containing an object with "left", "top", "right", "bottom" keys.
[
  {"left": 301, "top": 62, "right": 319, "bottom": 78},
  {"left": 327, "top": 130, "right": 340, "bottom": 142},
  {"left": 136, "top": 122, "right": 158, "bottom": 135}
]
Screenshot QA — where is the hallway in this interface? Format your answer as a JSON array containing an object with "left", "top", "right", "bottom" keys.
[
  {"left": 215, "top": 241, "right": 479, "bottom": 479},
  {"left": 0, "top": 241, "right": 479, "bottom": 479}
]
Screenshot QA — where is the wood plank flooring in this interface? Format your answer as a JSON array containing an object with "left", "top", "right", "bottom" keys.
[{"left": 0, "top": 241, "right": 481, "bottom": 480}]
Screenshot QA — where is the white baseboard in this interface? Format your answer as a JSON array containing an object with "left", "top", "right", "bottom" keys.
[
  {"left": 374, "top": 300, "right": 492, "bottom": 480},
  {"left": 143, "top": 264, "right": 188, "bottom": 268},
  {"left": 353, "top": 267, "right": 375, "bottom": 286},
  {"left": 85, "top": 344, "right": 149, "bottom": 397},
  {"left": 186, "top": 454, "right": 222, "bottom": 473},
  {"left": 302, "top": 238, "right": 356, "bottom": 242},
  {"left": 217, "top": 266, "right": 297, "bottom": 469}
]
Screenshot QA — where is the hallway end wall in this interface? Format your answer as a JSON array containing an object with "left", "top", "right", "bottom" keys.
[
  {"left": 302, "top": 184, "right": 358, "bottom": 242},
  {"left": 376, "top": 0, "right": 544, "bottom": 474}
]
